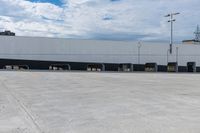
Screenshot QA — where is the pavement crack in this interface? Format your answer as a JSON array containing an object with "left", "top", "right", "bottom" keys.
[{"left": 0, "top": 80, "right": 44, "bottom": 133}]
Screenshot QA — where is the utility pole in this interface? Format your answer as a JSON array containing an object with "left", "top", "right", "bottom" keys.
[{"left": 165, "top": 12, "right": 180, "bottom": 54}]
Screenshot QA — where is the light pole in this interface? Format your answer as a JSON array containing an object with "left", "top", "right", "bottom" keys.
[
  {"left": 137, "top": 41, "right": 142, "bottom": 64},
  {"left": 165, "top": 12, "right": 180, "bottom": 54},
  {"left": 167, "top": 49, "right": 169, "bottom": 64},
  {"left": 176, "top": 47, "right": 178, "bottom": 64}
]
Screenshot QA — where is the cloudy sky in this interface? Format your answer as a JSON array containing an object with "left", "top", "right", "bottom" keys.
[{"left": 0, "top": 0, "right": 199, "bottom": 42}]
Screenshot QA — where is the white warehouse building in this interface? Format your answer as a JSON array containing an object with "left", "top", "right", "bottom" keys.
[{"left": 0, "top": 35, "right": 200, "bottom": 72}]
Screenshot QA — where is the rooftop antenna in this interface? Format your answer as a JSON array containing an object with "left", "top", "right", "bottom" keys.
[{"left": 194, "top": 25, "right": 200, "bottom": 42}]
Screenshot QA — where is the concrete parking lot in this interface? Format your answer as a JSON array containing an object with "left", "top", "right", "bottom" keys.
[{"left": 0, "top": 71, "right": 200, "bottom": 133}]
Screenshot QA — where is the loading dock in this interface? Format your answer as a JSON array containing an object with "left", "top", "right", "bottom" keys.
[
  {"left": 87, "top": 64, "right": 105, "bottom": 72},
  {"left": 145, "top": 63, "right": 157, "bottom": 72},
  {"left": 19, "top": 65, "right": 29, "bottom": 70},
  {"left": 118, "top": 64, "right": 133, "bottom": 72},
  {"left": 187, "top": 62, "right": 196, "bottom": 72},
  {"left": 3, "top": 65, "right": 29, "bottom": 70},
  {"left": 167, "top": 62, "right": 178, "bottom": 72},
  {"left": 49, "top": 64, "right": 71, "bottom": 70}
]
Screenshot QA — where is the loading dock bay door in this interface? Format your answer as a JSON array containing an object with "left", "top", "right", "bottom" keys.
[
  {"left": 187, "top": 62, "right": 196, "bottom": 72},
  {"left": 4, "top": 65, "right": 29, "bottom": 70},
  {"left": 87, "top": 64, "right": 105, "bottom": 71},
  {"left": 49, "top": 64, "right": 71, "bottom": 70},
  {"left": 145, "top": 63, "right": 157, "bottom": 72},
  {"left": 118, "top": 64, "right": 133, "bottom": 72},
  {"left": 167, "top": 62, "right": 178, "bottom": 72}
]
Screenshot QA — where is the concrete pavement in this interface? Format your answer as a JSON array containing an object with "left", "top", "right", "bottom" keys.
[{"left": 0, "top": 71, "right": 200, "bottom": 133}]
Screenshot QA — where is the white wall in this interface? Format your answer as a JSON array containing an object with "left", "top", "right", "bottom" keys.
[{"left": 0, "top": 36, "right": 200, "bottom": 66}]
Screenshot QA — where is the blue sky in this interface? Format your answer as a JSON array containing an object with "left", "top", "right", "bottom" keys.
[
  {"left": 0, "top": 0, "right": 199, "bottom": 42},
  {"left": 29, "top": 0, "right": 63, "bottom": 6}
]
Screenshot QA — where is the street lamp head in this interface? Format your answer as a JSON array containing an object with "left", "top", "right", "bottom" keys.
[
  {"left": 167, "top": 19, "right": 175, "bottom": 22},
  {"left": 172, "top": 12, "right": 180, "bottom": 15},
  {"left": 164, "top": 14, "right": 170, "bottom": 17},
  {"left": 165, "top": 12, "right": 180, "bottom": 17}
]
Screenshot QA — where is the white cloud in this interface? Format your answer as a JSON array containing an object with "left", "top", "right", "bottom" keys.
[{"left": 0, "top": 0, "right": 199, "bottom": 41}]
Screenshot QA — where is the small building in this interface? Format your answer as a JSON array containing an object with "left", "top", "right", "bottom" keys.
[
  {"left": 182, "top": 39, "right": 200, "bottom": 44},
  {"left": 0, "top": 30, "right": 15, "bottom": 36}
]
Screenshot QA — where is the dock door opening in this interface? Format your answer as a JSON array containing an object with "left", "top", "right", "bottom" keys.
[
  {"left": 167, "top": 62, "right": 178, "bottom": 72},
  {"left": 3, "top": 65, "right": 29, "bottom": 70},
  {"left": 118, "top": 64, "right": 133, "bottom": 72},
  {"left": 49, "top": 64, "right": 71, "bottom": 71},
  {"left": 145, "top": 63, "right": 157, "bottom": 72},
  {"left": 87, "top": 64, "right": 105, "bottom": 72},
  {"left": 187, "top": 62, "right": 196, "bottom": 72}
]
